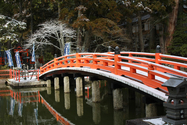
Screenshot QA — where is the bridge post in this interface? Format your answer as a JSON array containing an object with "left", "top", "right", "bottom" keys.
[
  {"left": 47, "top": 88, "right": 51, "bottom": 95},
  {"left": 76, "top": 77, "right": 83, "bottom": 97},
  {"left": 145, "top": 103, "right": 157, "bottom": 117},
  {"left": 64, "top": 93, "right": 70, "bottom": 110},
  {"left": 92, "top": 103, "right": 101, "bottom": 124},
  {"left": 55, "top": 90, "right": 60, "bottom": 102},
  {"left": 64, "top": 76, "right": 70, "bottom": 93},
  {"left": 54, "top": 77, "right": 60, "bottom": 90},
  {"left": 114, "top": 110, "right": 123, "bottom": 125},
  {"left": 47, "top": 79, "right": 51, "bottom": 88},
  {"left": 77, "top": 97, "right": 84, "bottom": 116},
  {"left": 155, "top": 45, "right": 161, "bottom": 64},
  {"left": 92, "top": 80, "right": 100, "bottom": 102},
  {"left": 113, "top": 88, "right": 123, "bottom": 110},
  {"left": 114, "top": 46, "right": 121, "bottom": 75}
]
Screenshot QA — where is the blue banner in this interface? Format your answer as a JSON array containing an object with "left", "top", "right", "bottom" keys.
[
  {"left": 5, "top": 50, "right": 13, "bottom": 67},
  {"left": 4, "top": 51, "right": 7, "bottom": 64},
  {"left": 64, "top": 42, "right": 70, "bottom": 56},
  {"left": 31, "top": 44, "right": 35, "bottom": 62},
  {"left": 15, "top": 51, "right": 22, "bottom": 68}
]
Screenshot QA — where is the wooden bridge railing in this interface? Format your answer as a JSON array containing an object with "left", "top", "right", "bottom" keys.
[{"left": 40, "top": 50, "right": 187, "bottom": 92}]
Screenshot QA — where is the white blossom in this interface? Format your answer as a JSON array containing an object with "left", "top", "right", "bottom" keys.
[{"left": 24, "top": 20, "right": 76, "bottom": 55}]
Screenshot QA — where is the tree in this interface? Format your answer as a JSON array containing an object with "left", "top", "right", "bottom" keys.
[
  {"left": 0, "top": 14, "right": 26, "bottom": 50},
  {"left": 24, "top": 20, "right": 76, "bottom": 56},
  {"left": 165, "top": 0, "right": 180, "bottom": 53},
  {"left": 168, "top": 13, "right": 187, "bottom": 56}
]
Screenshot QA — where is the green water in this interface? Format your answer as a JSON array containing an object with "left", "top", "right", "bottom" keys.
[{"left": 0, "top": 82, "right": 165, "bottom": 125}]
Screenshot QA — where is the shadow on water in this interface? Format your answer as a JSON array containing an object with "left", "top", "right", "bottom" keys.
[{"left": 0, "top": 80, "right": 165, "bottom": 125}]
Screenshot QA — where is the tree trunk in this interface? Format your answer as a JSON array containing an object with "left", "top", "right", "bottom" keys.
[
  {"left": 58, "top": 23, "right": 65, "bottom": 56},
  {"left": 77, "top": 9, "right": 82, "bottom": 49},
  {"left": 138, "top": 12, "right": 144, "bottom": 52},
  {"left": 165, "top": 0, "right": 179, "bottom": 53},
  {"left": 82, "top": 31, "right": 90, "bottom": 52},
  {"left": 19, "top": 0, "right": 23, "bottom": 45},
  {"left": 149, "top": 17, "right": 156, "bottom": 52},
  {"left": 58, "top": 0, "right": 61, "bottom": 19},
  {"left": 159, "top": 24, "right": 165, "bottom": 53},
  {"left": 31, "top": 0, "right": 33, "bottom": 34}
]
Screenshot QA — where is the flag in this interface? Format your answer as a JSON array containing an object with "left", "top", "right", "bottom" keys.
[
  {"left": 31, "top": 43, "right": 35, "bottom": 62},
  {"left": 5, "top": 49, "right": 13, "bottom": 67},
  {"left": 4, "top": 51, "right": 7, "bottom": 64},
  {"left": 15, "top": 51, "right": 22, "bottom": 68},
  {"left": 64, "top": 42, "right": 70, "bottom": 56}
]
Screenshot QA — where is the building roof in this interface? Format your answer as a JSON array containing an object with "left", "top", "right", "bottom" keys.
[{"left": 132, "top": 14, "right": 150, "bottom": 23}]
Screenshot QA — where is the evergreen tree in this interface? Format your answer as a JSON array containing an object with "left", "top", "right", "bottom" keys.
[
  {"left": 168, "top": 13, "right": 187, "bottom": 56},
  {"left": 0, "top": 14, "right": 26, "bottom": 50}
]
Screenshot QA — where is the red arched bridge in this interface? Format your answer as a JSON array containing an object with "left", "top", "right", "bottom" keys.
[{"left": 39, "top": 48, "right": 187, "bottom": 102}]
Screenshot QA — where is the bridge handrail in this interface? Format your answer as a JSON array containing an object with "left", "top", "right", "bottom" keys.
[
  {"left": 120, "top": 51, "right": 156, "bottom": 56},
  {"left": 119, "top": 56, "right": 187, "bottom": 78},
  {"left": 40, "top": 52, "right": 187, "bottom": 92},
  {"left": 40, "top": 95, "right": 74, "bottom": 125},
  {"left": 160, "top": 54, "right": 187, "bottom": 61}
]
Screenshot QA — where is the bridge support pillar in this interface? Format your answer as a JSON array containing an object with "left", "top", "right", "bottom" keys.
[
  {"left": 113, "top": 88, "right": 123, "bottom": 110},
  {"left": 47, "top": 79, "right": 51, "bottom": 88},
  {"left": 92, "top": 80, "right": 100, "bottom": 102},
  {"left": 64, "top": 93, "right": 70, "bottom": 110},
  {"left": 47, "top": 88, "right": 51, "bottom": 95},
  {"left": 54, "top": 77, "right": 60, "bottom": 90},
  {"left": 76, "top": 77, "right": 83, "bottom": 97},
  {"left": 55, "top": 90, "right": 60, "bottom": 102},
  {"left": 114, "top": 110, "right": 123, "bottom": 125},
  {"left": 64, "top": 76, "right": 70, "bottom": 93},
  {"left": 92, "top": 103, "right": 101, "bottom": 124},
  {"left": 146, "top": 103, "right": 157, "bottom": 117},
  {"left": 77, "top": 97, "right": 83, "bottom": 116}
]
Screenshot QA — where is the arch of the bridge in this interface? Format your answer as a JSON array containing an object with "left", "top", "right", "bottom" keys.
[
  {"left": 39, "top": 51, "right": 187, "bottom": 101},
  {"left": 40, "top": 67, "right": 168, "bottom": 101}
]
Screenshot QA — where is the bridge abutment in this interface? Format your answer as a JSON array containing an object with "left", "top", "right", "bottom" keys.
[{"left": 76, "top": 77, "right": 83, "bottom": 97}]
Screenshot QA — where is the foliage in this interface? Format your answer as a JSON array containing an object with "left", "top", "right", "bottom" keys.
[
  {"left": 0, "top": 14, "right": 26, "bottom": 50},
  {"left": 168, "top": 13, "right": 187, "bottom": 56},
  {"left": 43, "top": 51, "right": 54, "bottom": 63}
]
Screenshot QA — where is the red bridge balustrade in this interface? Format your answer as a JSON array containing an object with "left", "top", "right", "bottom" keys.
[{"left": 39, "top": 48, "right": 187, "bottom": 94}]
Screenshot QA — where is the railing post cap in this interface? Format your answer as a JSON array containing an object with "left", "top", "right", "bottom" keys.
[
  {"left": 76, "top": 47, "right": 79, "bottom": 53},
  {"left": 108, "top": 46, "right": 111, "bottom": 52},
  {"left": 115, "top": 46, "right": 120, "bottom": 54},
  {"left": 54, "top": 54, "right": 57, "bottom": 58},
  {"left": 156, "top": 45, "right": 161, "bottom": 53}
]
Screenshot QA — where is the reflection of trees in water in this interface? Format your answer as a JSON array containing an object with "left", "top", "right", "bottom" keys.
[{"left": 0, "top": 90, "right": 58, "bottom": 125}]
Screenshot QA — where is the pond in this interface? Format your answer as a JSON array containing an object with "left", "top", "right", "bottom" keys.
[{"left": 0, "top": 81, "right": 165, "bottom": 125}]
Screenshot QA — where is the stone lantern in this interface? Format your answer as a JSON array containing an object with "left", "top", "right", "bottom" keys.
[{"left": 162, "top": 77, "right": 187, "bottom": 124}]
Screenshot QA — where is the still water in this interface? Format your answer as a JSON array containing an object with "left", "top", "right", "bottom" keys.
[{"left": 0, "top": 81, "right": 165, "bottom": 125}]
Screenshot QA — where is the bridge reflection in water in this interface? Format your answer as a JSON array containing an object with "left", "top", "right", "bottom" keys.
[{"left": 0, "top": 83, "right": 165, "bottom": 125}]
